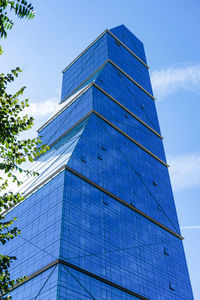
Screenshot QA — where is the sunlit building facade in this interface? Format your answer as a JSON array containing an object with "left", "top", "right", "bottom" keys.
[{"left": 4, "top": 25, "right": 193, "bottom": 299}]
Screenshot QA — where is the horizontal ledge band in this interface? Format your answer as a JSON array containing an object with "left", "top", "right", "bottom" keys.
[
  {"left": 61, "top": 59, "right": 155, "bottom": 105},
  {"left": 2, "top": 109, "right": 168, "bottom": 217},
  {"left": 30, "top": 107, "right": 169, "bottom": 198},
  {"left": 62, "top": 29, "right": 149, "bottom": 73},
  {"left": 38, "top": 91, "right": 164, "bottom": 165},
  {"left": 93, "top": 110, "right": 168, "bottom": 167},
  {"left": 5, "top": 260, "right": 58, "bottom": 294},
  {"left": 108, "top": 59, "right": 155, "bottom": 100},
  {"left": 59, "top": 259, "right": 150, "bottom": 300},
  {"left": 2, "top": 163, "right": 183, "bottom": 241},
  {"left": 66, "top": 166, "right": 183, "bottom": 240},
  {"left": 6, "top": 259, "right": 149, "bottom": 300},
  {"left": 40, "top": 80, "right": 162, "bottom": 138},
  {"left": 93, "top": 83, "right": 162, "bottom": 139},
  {"left": 107, "top": 29, "right": 149, "bottom": 69},
  {"left": 38, "top": 83, "right": 92, "bottom": 132}
]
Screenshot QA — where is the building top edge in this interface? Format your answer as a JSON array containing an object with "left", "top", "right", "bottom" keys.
[
  {"left": 62, "top": 30, "right": 107, "bottom": 73},
  {"left": 107, "top": 30, "right": 149, "bottom": 69},
  {"left": 62, "top": 29, "right": 149, "bottom": 74}
]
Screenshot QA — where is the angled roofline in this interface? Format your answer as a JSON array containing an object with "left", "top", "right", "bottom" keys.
[{"left": 62, "top": 29, "right": 149, "bottom": 74}]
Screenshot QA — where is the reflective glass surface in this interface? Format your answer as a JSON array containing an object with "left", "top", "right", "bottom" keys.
[
  {"left": 3, "top": 25, "right": 193, "bottom": 299},
  {"left": 57, "top": 264, "right": 141, "bottom": 300},
  {"left": 59, "top": 170, "right": 193, "bottom": 300},
  {"left": 20, "top": 117, "right": 88, "bottom": 194},
  {"left": 3, "top": 172, "right": 64, "bottom": 280},
  {"left": 68, "top": 114, "right": 179, "bottom": 233},
  {"left": 93, "top": 86, "right": 165, "bottom": 161},
  {"left": 10, "top": 267, "right": 58, "bottom": 299},
  {"left": 107, "top": 34, "right": 153, "bottom": 94},
  {"left": 40, "top": 87, "right": 92, "bottom": 146},
  {"left": 61, "top": 34, "right": 108, "bottom": 102},
  {"left": 95, "top": 62, "right": 161, "bottom": 134},
  {"left": 109, "top": 25, "right": 147, "bottom": 65}
]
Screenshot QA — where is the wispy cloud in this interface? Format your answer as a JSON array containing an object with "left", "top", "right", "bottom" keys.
[
  {"left": 168, "top": 152, "right": 200, "bottom": 191},
  {"left": 181, "top": 225, "right": 200, "bottom": 230},
  {"left": 151, "top": 64, "right": 200, "bottom": 99},
  {"left": 23, "top": 98, "right": 59, "bottom": 117}
]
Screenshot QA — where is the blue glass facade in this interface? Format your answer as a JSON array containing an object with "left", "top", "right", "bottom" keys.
[{"left": 3, "top": 25, "right": 193, "bottom": 299}]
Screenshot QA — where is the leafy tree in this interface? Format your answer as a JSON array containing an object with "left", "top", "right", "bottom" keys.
[
  {"left": 0, "top": 1, "right": 48, "bottom": 298},
  {"left": 0, "top": 0, "right": 35, "bottom": 39}
]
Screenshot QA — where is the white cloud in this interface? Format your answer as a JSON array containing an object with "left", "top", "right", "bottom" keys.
[
  {"left": 168, "top": 152, "right": 200, "bottom": 191},
  {"left": 151, "top": 64, "right": 200, "bottom": 99},
  {"left": 181, "top": 225, "right": 200, "bottom": 230},
  {"left": 23, "top": 98, "right": 59, "bottom": 117}
]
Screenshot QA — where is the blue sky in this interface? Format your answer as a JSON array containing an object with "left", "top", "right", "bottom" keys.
[{"left": 1, "top": 0, "right": 200, "bottom": 298}]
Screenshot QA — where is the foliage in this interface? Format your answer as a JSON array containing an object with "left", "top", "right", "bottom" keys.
[
  {"left": 0, "top": 1, "right": 48, "bottom": 298},
  {"left": 0, "top": 0, "right": 35, "bottom": 39}
]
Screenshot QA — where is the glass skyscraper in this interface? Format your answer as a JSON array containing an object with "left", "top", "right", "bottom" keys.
[{"left": 3, "top": 25, "right": 193, "bottom": 299}]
